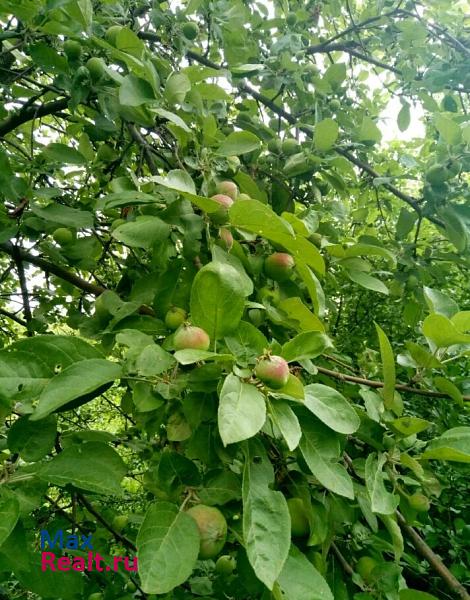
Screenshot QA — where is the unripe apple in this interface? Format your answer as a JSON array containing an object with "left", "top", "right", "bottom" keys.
[
  {"left": 186, "top": 505, "right": 227, "bottom": 559},
  {"left": 329, "top": 99, "right": 341, "bottom": 111},
  {"left": 216, "top": 180, "right": 238, "bottom": 200},
  {"left": 248, "top": 308, "right": 265, "bottom": 327},
  {"left": 105, "top": 25, "right": 123, "bottom": 46},
  {"left": 165, "top": 306, "right": 187, "bottom": 330},
  {"left": 255, "top": 355, "right": 289, "bottom": 389},
  {"left": 112, "top": 514, "right": 128, "bottom": 532},
  {"left": 53, "top": 228, "right": 74, "bottom": 246},
  {"left": 237, "top": 193, "right": 251, "bottom": 201},
  {"left": 210, "top": 194, "right": 234, "bottom": 225},
  {"left": 287, "top": 497, "right": 309, "bottom": 537},
  {"left": 264, "top": 252, "right": 295, "bottom": 282},
  {"left": 408, "top": 492, "right": 430, "bottom": 512},
  {"left": 356, "top": 556, "right": 378, "bottom": 584},
  {"left": 219, "top": 228, "right": 234, "bottom": 250},
  {"left": 182, "top": 22, "right": 199, "bottom": 40},
  {"left": 174, "top": 325, "right": 210, "bottom": 351},
  {"left": 64, "top": 39, "right": 82, "bottom": 61},
  {"left": 282, "top": 138, "right": 299, "bottom": 156},
  {"left": 125, "top": 581, "right": 137, "bottom": 592},
  {"left": 286, "top": 12, "right": 297, "bottom": 26},
  {"left": 215, "top": 554, "right": 236, "bottom": 575},
  {"left": 88, "top": 593, "right": 103, "bottom": 600},
  {"left": 268, "top": 138, "right": 282, "bottom": 154},
  {"left": 86, "top": 57, "right": 106, "bottom": 82}
]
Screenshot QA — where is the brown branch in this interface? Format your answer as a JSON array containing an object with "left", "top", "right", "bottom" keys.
[
  {"left": 331, "top": 541, "right": 354, "bottom": 576},
  {"left": 0, "top": 97, "right": 69, "bottom": 137},
  {"left": 75, "top": 493, "right": 136, "bottom": 552},
  {"left": 396, "top": 512, "right": 470, "bottom": 600},
  {"left": 0, "top": 242, "right": 155, "bottom": 316},
  {"left": 316, "top": 365, "right": 470, "bottom": 401},
  {"left": 11, "top": 245, "right": 32, "bottom": 328},
  {"left": 0, "top": 307, "right": 27, "bottom": 327},
  {"left": 127, "top": 124, "right": 159, "bottom": 176}
]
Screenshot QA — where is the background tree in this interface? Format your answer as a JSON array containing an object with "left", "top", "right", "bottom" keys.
[{"left": 0, "top": 0, "right": 469, "bottom": 599}]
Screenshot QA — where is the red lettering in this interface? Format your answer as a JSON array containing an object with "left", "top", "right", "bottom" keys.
[
  {"left": 113, "top": 556, "right": 123, "bottom": 571},
  {"left": 57, "top": 556, "right": 71, "bottom": 571},
  {"left": 94, "top": 553, "right": 104, "bottom": 572},
  {"left": 72, "top": 556, "right": 85, "bottom": 572},
  {"left": 124, "top": 556, "right": 138, "bottom": 572},
  {"left": 41, "top": 552, "right": 56, "bottom": 571}
]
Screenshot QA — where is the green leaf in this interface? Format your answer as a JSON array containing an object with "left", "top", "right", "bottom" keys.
[
  {"left": 157, "top": 452, "right": 201, "bottom": 492},
  {"left": 39, "top": 442, "right": 126, "bottom": 495},
  {"left": 217, "top": 131, "right": 261, "bottom": 156},
  {"left": 135, "top": 344, "right": 176, "bottom": 375},
  {"left": 295, "top": 261, "right": 326, "bottom": 317},
  {"left": 303, "top": 384, "right": 360, "bottom": 434},
  {"left": 396, "top": 208, "right": 417, "bottom": 239},
  {"left": 31, "top": 359, "right": 122, "bottom": 420},
  {"left": 7, "top": 415, "right": 56, "bottom": 461},
  {"left": 242, "top": 440, "right": 290, "bottom": 590},
  {"left": 190, "top": 261, "right": 248, "bottom": 340},
  {"left": 119, "top": 74, "right": 155, "bottom": 106},
  {"left": 298, "top": 415, "right": 354, "bottom": 499},
  {"left": 229, "top": 199, "right": 325, "bottom": 274},
  {"left": 42, "top": 143, "right": 87, "bottom": 165},
  {"left": 0, "top": 494, "right": 20, "bottom": 548},
  {"left": 389, "top": 417, "right": 432, "bottom": 436},
  {"left": 347, "top": 270, "right": 389, "bottom": 295},
  {"left": 137, "top": 502, "right": 200, "bottom": 594},
  {"left": 422, "top": 314, "right": 470, "bottom": 348},
  {"left": 358, "top": 117, "right": 382, "bottom": 144},
  {"left": 397, "top": 102, "right": 410, "bottom": 132},
  {"left": 31, "top": 203, "right": 93, "bottom": 229},
  {"left": 405, "top": 342, "right": 441, "bottom": 368},
  {"left": 451, "top": 311, "right": 470, "bottom": 333},
  {"left": 375, "top": 324, "right": 396, "bottom": 409},
  {"left": 269, "top": 400, "right": 301, "bottom": 451},
  {"left": 434, "top": 114, "right": 461, "bottom": 145},
  {"left": 165, "top": 72, "right": 191, "bottom": 104},
  {"left": 423, "top": 287, "right": 459, "bottom": 318},
  {"left": 365, "top": 453, "right": 398, "bottom": 515},
  {"left": 97, "top": 191, "right": 157, "bottom": 210},
  {"left": 281, "top": 331, "right": 331, "bottom": 362},
  {"left": 173, "top": 349, "right": 233, "bottom": 365},
  {"left": 152, "top": 108, "right": 191, "bottom": 132},
  {"left": 380, "top": 514, "right": 404, "bottom": 560},
  {"left": 279, "top": 297, "right": 325, "bottom": 332},
  {"left": 0, "top": 336, "right": 105, "bottom": 407},
  {"left": 198, "top": 470, "right": 242, "bottom": 506},
  {"left": 218, "top": 374, "right": 266, "bottom": 445},
  {"left": 112, "top": 216, "right": 170, "bottom": 249},
  {"left": 314, "top": 118, "right": 339, "bottom": 151},
  {"left": 277, "top": 373, "right": 305, "bottom": 400},
  {"left": 225, "top": 321, "right": 268, "bottom": 362},
  {"left": 400, "top": 590, "right": 439, "bottom": 600},
  {"left": 153, "top": 169, "right": 222, "bottom": 213},
  {"left": 278, "top": 545, "right": 334, "bottom": 600},
  {"left": 343, "top": 243, "right": 396, "bottom": 266},
  {"left": 421, "top": 427, "right": 470, "bottom": 462}
]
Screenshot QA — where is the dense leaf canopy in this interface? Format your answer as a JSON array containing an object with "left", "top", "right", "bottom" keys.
[{"left": 0, "top": 1, "right": 469, "bottom": 599}]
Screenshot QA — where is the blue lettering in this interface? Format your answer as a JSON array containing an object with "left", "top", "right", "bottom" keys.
[{"left": 40, "top": 530, "right": 63, "bottom": 550}]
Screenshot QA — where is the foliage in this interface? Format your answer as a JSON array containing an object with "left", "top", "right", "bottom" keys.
[{"left": 0, "top": 0, "right": 469, "bottom": 599}]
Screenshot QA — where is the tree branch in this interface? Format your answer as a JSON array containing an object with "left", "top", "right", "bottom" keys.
[
  {"left": 11, "top": 245, "right": 32, "bottom": 328},
  {"left": 0, "top": 97, "right": 69, "bottom": 137},
  {"left": 0, "top": 242, "right": 155, "bottom": 316},
  {"left": 0, "top": 308, "right": 27, "bottom": 327},
  {"left": 316, "top": 364, "right": 470, "bottom": 401},
  {"left": 396, "top": 512, "right": 470, "bottom": 600}
]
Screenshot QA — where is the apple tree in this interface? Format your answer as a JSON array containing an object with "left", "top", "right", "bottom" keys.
[{"left": 0, "top": 0, "right": 469, "bottom": 599}]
